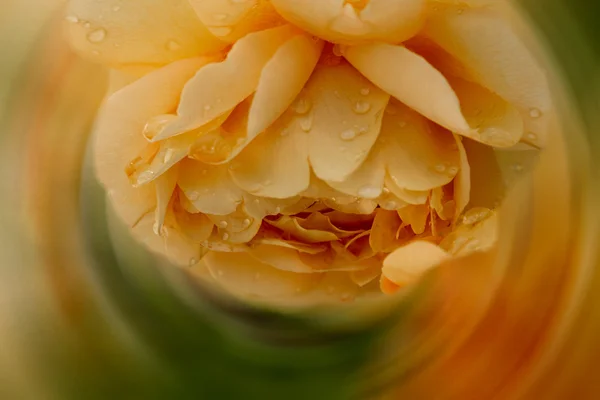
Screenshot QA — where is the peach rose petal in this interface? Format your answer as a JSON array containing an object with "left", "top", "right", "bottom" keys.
[
  {"left": 229, "top": 111, "right": 310, "bottom": 199},
  {"left": 384, "top": 177, "right": 429, "bottom": 205},
  {"left": 188, "top": 0, "right": 283, "bottom": 42},
  {"left": 95, "top": 58, "right": 208, "bottom": 226},
  {"left": 153, "top": 164, "right": 179, "bottom": 235},
  {"left": 305, "top": 63, "right": 390, "bottom": 182},
  {"left": 449, "top": 77, "right": 524, "bottom": 147},
  {"left": 204, "top": 251, "right": 321, "bottom": 298},
  {"left": 248, "top": 35, "right": 324, "bottom": 139},
  {"left": 160, "top": 25, "right": 299, "bottom": 138},
  {"left": 173, "top": 208, "right": 214, "bottom": 244},
  {"left": 382, "top": 241, "right": 450, "bottom": 287},
  {"left": 440, "top": 208, "right": 497, "bottom": 255},
  {"left": 350, "top": 263, "right": 382, "bottom": 287},
  {"left": 254, "top": 238, "right": 329, "bottom": 255},
  {"left": 397, "top": 205, "right": 430, "bottom": 235},
  {"left": 265, "top": 216, "right": 340, "bottom": 243},
  {"left": 380, "top": 102, "right": 460, "bottom": 191},
  {"left": 370, "top": 209, "right": 403, "bottom": 253},
  {"left": 250, "top": 245, "right": 316, "bottom": 273},
  {"left": 207, "top": 209, "right": 262, "bottom": 245},
  {"left": 299, "top": 213, "right": 363, "bottom": 238},
  {"left": 343, "top": 43, "right": 471, "bottom": 135},
  {"left": 177, "top": 159, "right": 243, "bottom": 216},
  {"left": 326, "top": 150, "right": 386, "bottom": 199},
  {"left": 66, "top": 0, "right": 227, "bottom": 67},
  {"left": 454, "top": 136, "right": 471, "bottom": 221},
  {"left": 270, "top": 0, "right": 425, "bottom": 44},
  {"left": 425, "top": 5, "right": 551, "bottom": 147}
]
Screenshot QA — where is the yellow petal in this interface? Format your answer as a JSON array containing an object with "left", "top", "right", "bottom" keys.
[
  {"left": 66, "top": 0, "right": 226, "bottom": 67},
  {"left": 350, "top": 263, "right": 382, "bottom": 287},
  {"left": 384, "top": 176, "right": 429, "bottom": 205},
  {"left": 95, "top": 58, "right": 207, "bottom": 225},
  {"left": 326, "top": 149, "right": 386, "bottom": 199},
  {"left": 343, "top": 43, "right": 470, "bottom": 134},
  {"left": 248, "top": 35, "right": 324, "bottom": 139},
  {"left": 173, "top": 200, "right": 214, "bottom": 243},
  {"left": 177, "top": 158, "right": 243, "bottom": 215},
  {"left": 298, "top": 213, "right": 363, "bottom": 238},
  {"left": 206, "top": 208, "right": 262, "bottom": 244},
  {"left": 425, "top": 5, "right": 551, "bottom": 147},
  {"left": 369, "top": 209, "right": 403, "bottom": 253},
  {"left": 204, "top": 252, "right": 320, "bottom": 298},
  {"left": 250, "top": 245, "right": 316, "bottom": 273},
  {"left": 265, "top": 216, "right": 339, "bottom": 243},
  {"left": 153, "top": 164, "right": 179, "bottom": 235},
  {"left": 229, "top": 110, "right": 310, "bottom": 199},
  {"left": 270, "top": 0, "right": 425, "bottom": 44},
  {"left": 382, "top": 241, "right": 449, "bottom": 286},
  {"left": 306, "top": 63, "right": 390, "bottom": 182},
  {"left": 440, "top": 208, "right": 497, "bottom": 255},
  {"left": 449, "top": 77, "right": 524, "bottom": 147},
  {"left": 454, "top": 136, "right": 470, "bottom": 220},
  {"left": 253, "top": 238, "right": 328, "bottom": 255},
  {"left": 161, "top": 25, "right": 298, "bottom": 138},
  {"left": 323, "top": 211, "right": 376, "bottom": 231},
  {"left": 381, "top": 101, "right": 460, "bottom": 191},
  {"left": 397, "top": 205, "right": 430, "bottom": 235},
  {"left": 298, "top": 249, "right": 372, "bottom": 272},
  {"left": 188, "top": 0, "right": 283, "bottom": 42}
]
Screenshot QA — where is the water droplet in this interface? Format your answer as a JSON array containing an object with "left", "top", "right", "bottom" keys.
[
  {"left": 87, "top": 28, "right": 107, "bottom": 43},
  {"left": 136, "top": 171, "right": 155, "bottom": 185},
  {"left": 332, "top": 43, "right": 344, "bottom": 57},
  {"left": 280, "top": 128, "right": 290, "bottom": 137},
  {"left": 434, "top": 164, "right": 447, "bottom": 173},
  {"left": 213, "top": 13, "right": 228, "bottom": 22},
  {"left": 529, "top": 108, "right": 542, "bottom": 119},
  {"left": 84, "top": 22, "right": 91, "bottom": 29},
  {"left": 210, "top": 26, "right": 233, "bottom": 36},
  {"left": 526, "top": 132, "right": 538, "bottom": 141},
  {"left": 65, "top": 15, "right": 79, "bottom": 23},
  {"left": 242, "top": 218, "right": 251, "bottom": 228},
  {"left": 447, "top": 166, "right": 459, "bottom": 176},
  {"left": 462, "top": 207, "right": 492, "bottom": 226},
  {"left": 222, "top": 233, "right": 230, "bottom": 241},
  {"left": 236, "top": 138, "right": 246, "bottom": 146},
  {"left": 385, "top": 104, "right": 398, "bottom": 115},
  {"left": 275, "top": 207, "right": 282, "bottom": 214},
  {"left": 292, "top": 97, "right": 311, "bottom": 115},
  {"left": 340, "top": 128, "right": 357, "bottom": 141},
  {"left": 189, "top": 258, "right": 198, "bottom": 266},
  {"left": 360, "top": 87, "right": 370, "bottom": 96},
  {"left": 163, "top": 148, "right": 174, "bottom": 164},
  {"left": 203, "top": 104, "right": 212, "bottom": 113},
  {"left": 218, "top": 221, "right": 228, "bottom": 229},
  {"left": 382, "top": 201, "right": 398, "bottom": 210},
  {"left": 511, "top": 163, "right": 524, "bottom": 172},
  {"left": 358, "top": 185, "right": 381, "bottom": 199},
  {"left": 300, "top": 115, "right": 313, "bottom": 132},
  {"left": 166, "top": 39, "right": 181, "bottom": 51},
  {"left": 353, "top": 101, "right": 371, "bottom": 114},
  {"left": 188, "top": 191, "right": 200, "bottom": 201},
  {"left": 382, "top": 187, "right": 390, "bottom": 194},
  {"left": 112, "top": 5, "right": 121, "bottom": 12}
]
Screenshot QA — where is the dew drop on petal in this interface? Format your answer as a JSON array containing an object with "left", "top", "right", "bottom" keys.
[
  {"left": 188, "top": 191, "right": 200, "bottom": 201},
  {"left": 462, "top": 208, "right": 492, "bottom": 226},
  {"left": 218, "top": 221, "right": 229, "bottom": 229},
  {"left": 112, "top": 5, "right": 121, "bottom": 12},
  {"left": 211, "top": 26, "right": 233, "bottom": 36},
  {"left": 353, "top": 101, "right": 371, "bottom": 114},
  {"left": 137, "top": 171, "right": 155, "bottom": 185},
  {"left": 293, "top": 97, "right": 311, "bottom": 115},
  {"left": 332, "top": 44, "right": 344, "bottom": 57},
  {"left": 166, "top": 39, "right": 182, "bottom": 51},
  {"left": 163, "top": 148, "right": 174, "bottom": 164},
  {"left": 65, "top": 15, "right": 79, "bottom": 23},
  {"left": 385, "top": 104, "right": 398, "bottom": 115},
  {"left": 340, "top": 128, "right": 357, "bottom": 141},
  {"left": 511, "top": 163, "right": 524, "bottom": 172},
  {"left": 529, "top": 108, "right": 542, "bottom": 119},
  {"left": 300, "top": 115, "right": 313, "bottom": 132},
  {"left": 360, "top": 88, "right": 370, "bottom": 96},
  {"left": 447, "top": 166, "right": 459, "bottom": 176},
  {"left": 222, "top": 233, "right": 230, "bottom": 241},
  {"left": 87, "top": 28, "right": 107, "bottom": 43},
  {"left": 434, "top": 164, "right": 447, "bottom": 173},
  {"left": 213, "top": 13, "right": 229, "bottom": 22},
  {"left": 526, "top": 132, "right": 538, "bottom": 141},
  {"left": 189, "top": 258, "right": 198, "bottom": 266},
  {"left": 242, "top": 218, "right": 251, "bottom": 228}
]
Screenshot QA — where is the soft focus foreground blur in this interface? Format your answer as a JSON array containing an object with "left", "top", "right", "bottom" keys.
[{"left": 1, "top": 0, "right": 600, "bottom": 399}]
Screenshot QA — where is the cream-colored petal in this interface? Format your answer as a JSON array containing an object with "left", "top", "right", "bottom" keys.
[
  {"left": 384, "top": 176, "right": 429, "bottom": 205},
  {"left": 248, "top": 35, "right": 324, "bottom": 139},
  {"left": 253, "top": 238, "right": 328, "bottom": 255},
  {"left": 440, "top": 208, "right": 497, "bottom": 255},
  {"left": 397, "top": 205, "right": 430, "bottom": 235},
  {"left": 206, "top": 208, "right": 262, "bottom": 244},
  {"left": 188, "top": 0, "right": 283, "bottom": 42},
  {"left": 306, "top": 63, "right": 390, "bottom": 182},
  {"left": 242, "top": 194, "right": 307, "bottom": 220},
  {"left": 462, "top": 138, "right": 505, "bottom": 209},
  {"left": 298, "top": 213, "right": 363, "bottom": 238},
  {"left": 204, "top": 251, "right": 321, "bottom": 298},
  {"left": 95, "top": 58, "right": 207, "bottom": 226},
  {"left": 229, "top": 110, "right": 310, "bottom": 199},
  {"left": 323, "top": 211, "right": 376, "bottom": 231},
  {"left": 265, "top": 216, "right": 339, "bottom": 243},
  {"left": 66, "top": 0, "right": 226, "bottom": 67},
  {"left": 298, "top": 249, "right": 372, "bottom": 272},
  {"left": 343, "top": 43, "right": 471, "bottom": 134},
  {"left": 160, "top": 25, "right": 299, "bottom": 138},
  {"left": 449, "top": 77, "right": 524, "bottom": 147},
  {"left": 350, "top": 263, "right": 382, "bottom": 287},
  {"left": 326, "top": 149, "right": 386, "bottom": 199},
  {"left": 173, "top": 199, "right": 214, "bottom": 243},
  {"left": 153, "top": 164, "right": 179, "bottom": 235},
  {"left": 250, "top": 245, "right": 316, "bottom": 273},
  {"left": 271, "top": 0, "right": 425, "bottom": 44},
  {"left": 425, "top": 5, "right": 551, "bottom": 147},
  {"left": 382, "top": 241, "right": 449, "bottom": 286},
  {"left": 370, "top": 209, "right": 403, "bottom": 253},
  {"left": 454, "top": 136, "right": 470, "bottom": 220},
  {"left": 381, "top": 102, "right": 460, "bottom": 191},
  {"left": 178, "top": 158, "right": 243, "bottom": 215}
]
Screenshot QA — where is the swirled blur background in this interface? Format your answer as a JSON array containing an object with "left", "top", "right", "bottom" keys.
[{"left": 1, "top": 0, "right": 600, "bottom": 399}]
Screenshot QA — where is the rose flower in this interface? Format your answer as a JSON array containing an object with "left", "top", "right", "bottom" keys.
[{"left": 65, "top": 0, "right": 551, "bottom": 304}]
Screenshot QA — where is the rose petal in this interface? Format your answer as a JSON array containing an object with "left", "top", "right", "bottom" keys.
[
  {"left": 178, "top": 158, "right": 243, "bottom": 215},
  {"left": 397, "top": 205, "right": 430, "bottom": 235},
  {"left": 382, "top": 241, "right": 450, "bottom": 286},
  {"left": 66, "top": 0, "right": 226, "bottom": 67},
  {"left": 343, "top": 43, "right": 471, "bottom": 134},
  {"left": 326, "top": 149, "right": 386, "bottom": 199},
  {"left": 160, "top": 25, "right": 299, "bottom": 138},
  {"left": 265, "top": 216, "right": 339, "bottom": 243},
  {"left": 95, "top": 58, "right": 208, "bottom": 225},
  {"left": 153, "top": 164, "right": 179, "bottom": 234},
  {"left": 242, "top": 194, "right": 308, "bottom": 219},
  {"left": 462, "top": 139, "right": 505, "bottom": 209},
  {"left": 253, "top": 238, "right": 328, "bottom": 254},
  {"left": 250, "top": 245, "right": 316, "bottom": 273},
  {"left": 384, "top": 176, "right": 429, "bottom": 205},
  {"left": 454, "top": 136, "right": 470, "bottom": 220},
  {"left": 424, "top": 5, "right": 551, "bottom": 147},
  {"left": 206, "top": 208, "right": 262, "bottom": 244},
  {"left": 229, "top": 110, "right": 310, "bottom": 198},
  {"left": 305, "top": 63, "right": 390, "bottom": 182},
  {"left": 440, "top": 208, "right": 497, "bottom": 255},
  {"left": 173, "top": 200, "right": 214, "bottom": 243},
  {"left": 381, "top": 101, "right": 460, "bottom": 191},
  {"left": 188, "top": 0, "right": 283, "bottom": 42},
  {"left": 350, "top": 263, "right": 382, "bottom": 287},
  {"left": 248, "top": 35, "right": 324, "bottom": 139},
  {"left": 298, "top": 213, "right": 363, "bottom": 238},
  {"left": 370, "top": 209, "right": 404, "bottom": 253},
  {"left": 204, "top": 251, "right": 321, "bottom": 298},
  {"left": 270, "top": 0, "right": 425, "bottom": 44}
]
